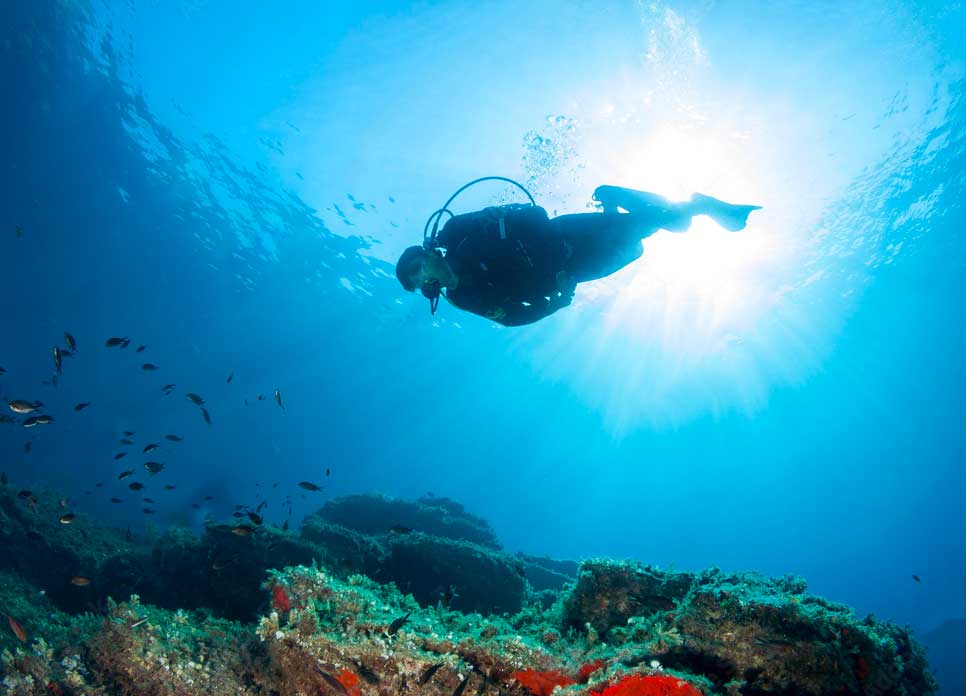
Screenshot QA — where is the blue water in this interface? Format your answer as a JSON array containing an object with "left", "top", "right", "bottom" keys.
[{"left": 2, "top": 0, "right": 965, "bottom": 689}]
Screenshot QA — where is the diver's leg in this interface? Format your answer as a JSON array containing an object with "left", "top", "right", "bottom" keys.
[
  {"left": 550, "top": 213, "right": 646, "bottom": 283},
  {"left": 593, "top": 185, "right": 761, "bottom": 232}
]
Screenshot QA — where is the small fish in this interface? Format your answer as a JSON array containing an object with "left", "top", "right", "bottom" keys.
[
  {"left": 226, "top": 372, "right": 233, "bottom": 383},
  {"left": 164, "top": 434, "right": 182, "bottom": 441},
  {"left": 64, "top": 332, "right": 77, "bottom": 352},
  {"left": 164, "top": 484, "right": 177, "bottom": 491},
  {"left": 95, "top": 482, "right": 104, "bottom": 487},
  {"left": 186, "top": 393, "right": 205, "bottom": 405},
  {"left": 257, "top": 394, "right": 265, "bottom": 401},
  {"left": 135, "top": 345, "right": 146, "bottom": 353},
  {"left": 143, "top": 443, "right": 159, "bottom": 453},
  {"left": 22, "top": 416, "right": 40, "bottom": 428},
  {"left": 200, "top": 407, "right": 211, "bottom": 425},
  {"left": 114, "top": 452, "right": 127, "bottom": 460},
  {"left": 0, "top": 366, "right": 5, "bottom": 375},
  {"left": 70, "top": 576, "right": 91, "bottom": 587},
  {"left": 129, "top": 618, "right": 149, "bottom": 628},
  {"left": 143, "top": 508, "right": 154, "bottom": 514},
  {"left": 15, "top": 225, "right": 23, "bottom": 237},
  {"left": 298, "top": 481, "right": 322, "bottom": 492},
  {"left": 314, "top": 667, "right": 349, "bottom": 696},
  {"left": 274, "top": 389, "right": 284, "bottom": 410},
  {"left": 17, "top": 489, "right": 32, "bottom": 498},
  {"left": 203, "top": 495, "right": 214, "bottom": 501},
  {"left": 35, "top": 414, "right": 54, "bottom": 425},
  {"left": 282, "top": 520, "right": 289, "bottom": 531},
  {"left": 326, "top": 467, "right": 331, "bottom": 477},
  {"left": 389, "top": 525, "right": 413, "bottom": 535},
  {"left": 353, "top": 661, "right": 380, "bottom": 685},
  {"left": 117, "top": 470, "right": 134, "bottom": 480},
  {"left": 143, "top": 497, "right": 154, "bottom": 503},
  {"left": 141, "top": 363, "right": 158, "bottom": 371},
  {"left": 912, "top": 575, "right": 921, "bottom": 583},
  {"left": 59, "top": 513, "right": 76, "bottom": 524},
  {"left": 211, "top": 557, "right": 236, "bottom": 571},
  {"left": 231, "top": 524, "right": 255, "bottom": 537},
  {"left": 128, "top": 482, "right": 144, "bottom": 491},
  {"left": 162, "top": 384, "right": 175, "bottom": 394},
  {"left": 53, "top": 346, "right": 63, "bottom": 374},
  {"left": 191, "top": 503, "right": 200, "bottom": 509},
  {"left": 119, "top": 438, "right": 134, "bottom": 445},
  {"left": 7, "top": 615, "right": 27, "bottom": 642},
  {"left": 419, "top": 663, "right": 444, "bottom": 685},
  {"left": 104, "top": 337, "right": 130, "bottom": 348},
  {"left": 143, "top": 462, "right": 164, "bottom": 475},
  {"left": 9, "top": 400, "right": 39, "bottom": 414},
  {"left": 387, "top": 611, "right": 411, "bottom": 636},
  {"left": 24, "top": 442, "right": 31, "bottom": 454},
  {"left": 74, "top": 402, "right": 90, "bottom": 411},
  {"left": 110, "top": 498, "right": 123, "bottom": 503},
  {"left": 452, "top": 675, "right": 471, "bottom": 696},
  {"left": 123, "top": 430, "right": 135, "bottom": 437},
  {"left": 247, "top": 512, "right": 263, "bottom": 525}
]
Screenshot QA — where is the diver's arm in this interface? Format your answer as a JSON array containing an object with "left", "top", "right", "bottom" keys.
[{"left": 490, "top": 291, "right": 573, "bottom": 327}]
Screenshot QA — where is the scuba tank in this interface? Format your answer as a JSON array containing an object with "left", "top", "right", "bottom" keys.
[{"left": 421, "top": 177, "right": 540, "bottom": 315}]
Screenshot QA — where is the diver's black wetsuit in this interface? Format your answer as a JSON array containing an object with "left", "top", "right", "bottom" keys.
[{"left": 438, "top": 204, "right": 657, "bottom": 326}]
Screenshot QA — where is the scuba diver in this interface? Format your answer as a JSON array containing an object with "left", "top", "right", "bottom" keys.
[{"left": 396, "top": 178, "right": 761, "bottom": 327}]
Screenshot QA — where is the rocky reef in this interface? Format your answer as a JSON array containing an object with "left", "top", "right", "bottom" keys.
[{"left": 0, "top": 483, "right": 937, "bottom": 695}]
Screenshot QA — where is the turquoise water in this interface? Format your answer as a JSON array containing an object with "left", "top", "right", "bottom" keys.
[{"left": 1, "top": 1, "right": 964, "bottom": 690}]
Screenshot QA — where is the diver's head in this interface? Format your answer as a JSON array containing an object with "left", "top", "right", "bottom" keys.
[{"left": 395, "top": 246, "right": 457, "bottom": 293}]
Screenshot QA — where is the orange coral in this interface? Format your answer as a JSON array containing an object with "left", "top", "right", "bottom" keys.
[
  {"left": 337, "top": 668, "right": 362, "bottom": 696},
  {"left": 513, "top": 668, "right": 577, "bottom": 695},
  {"left": 592, "top": 674, "right": 703, "bottom": 696},
  {"left": 272, "top": 585, "right": 291, "bottom": 613},
  {"left": 578, "top": 659, "right": 606, "bottom": 683}
]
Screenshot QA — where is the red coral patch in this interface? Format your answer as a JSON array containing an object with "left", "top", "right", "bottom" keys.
[
  {"left": 592, "top": 674, "right": 703, "bottom": 696},
  {"left": 513, "top": 668, "right": 577, "bottom": 696},
  {"left": 271, "top": 584, "right": 291, "bottom": 613}
]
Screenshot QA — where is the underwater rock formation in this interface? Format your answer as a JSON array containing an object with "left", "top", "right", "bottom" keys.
[{"left": 0, "top": 483, "right": 937, "bottom": 695}]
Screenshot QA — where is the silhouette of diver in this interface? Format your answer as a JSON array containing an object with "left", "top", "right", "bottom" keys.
[{"left": 396, "top": 182, "right": 761, "bottom": 326}]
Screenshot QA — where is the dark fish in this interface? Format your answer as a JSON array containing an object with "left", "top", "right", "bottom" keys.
[
  {"left": 9, "top": 400, "right": 39, "bottom": 414},
  {"left": 298, "top": 481, "right": 322, "bottom": 492},
  {"left": 211, "top": 557, "right": 237, "bottom": 571},
  {"left": 70, "top": 576, "right": 91, "bottom": 587},
  {"left": 0, "top": 366, "right": 5, "bottom": 375},
  {"left": 387, "top": 611, "right": 411, "bottom": 636},
  {"left": 123, "top": 430, "right": 135, "bottom": 436},
  {"left": 59, "top": 513, "right": 76, "bottom": 524},
  {"left": 53, "top": 346, "right": 63, "bottom": 374},
  {"left": 22, "top": 416, "right": 40, "bottom": 428},
  {"left": 247, "top": 512, "right": 263, "bottom": 525},
  {"left": 143, "top": 497, "right": 154, "bottom": 503},
  {"left": 24, "top": 442, "right": 31, "bottom": 454},
  {"left": 17, "top": 489, "right": 32, "bottom": 499},
  {"left": 912, "top": 575, "right": 921, "bottom": 583},
  {"left": 119, "top": 438, "right": 134, "bottom": 445},
  {"left": 452, "top": 675, "right": 471, "bottom": 696},
  {"left": 7, "top": 615, "right": 27, "bottom": 642},
  {"left": 186, "top": 393, "right": 205, "bottom": 405},
  {"left": 141, "top": 363, "right": 158, "bottom": 371},
  {"left": 164, "top": 434, "right": 182, "bottom": 441},
  {"left": 203, "top": 495, "right": 214, "bottom": 501},
  {"left": 74, "top": 402, "right": 90, "bottom": 411},
  {"left": 326, "top": 467, "right": 331, "bottom": 477},
  {"left": 110, "top": 498, "right": 123, "bottom": 503},
  {"left": 231, "top": 524, "right": 255, "bottom": 537},
  {"left": 420, "top": 663, "right": 444, "bottom": 685},
  {"left": 35, "top": 414, "right": 54, "bottom": 425},
  {"left": 143, "top": 443, "right": 159, "bottom": 453},
  {"left": 274, "top": 389, "right": 285, "bottom": 410},
  {"left": 144, "top": 462, "right": 164, "bottom": 475},
  {"left": 143, "top": 508, "right": 154, "bottom": 514},
  {"left": 200, "top": 407, "right": 211, "bottom": 425},
  {"left": 114, "top": 452, "right": 127, "bottom": 460},
  {"left": 226, "top": 372, "right": 233, "bottom": 383},
  {"left": 128, "top": 482, "right": 144, "bottom": 491},
  {"left": 162, "top": 384, "right": 175, "bottom": 394},
  {"left": 64, "top": 332, "right": 77, "bottom": 352},
  {"left": 191, "top": 503, "right": 201, "bottom": 509},
  {"left": 257, "top": 394, "right": 265, "bottom": 400},
  {"left": 389, "top": 525, "right": 413, "bottom": 535},
  {"left": 104, "top": 337, "right": 130, "bottom": 348},
  {"left": 256, "top": 501, "right": 267, "bottom": 512},
  {"left": 95, "top": 482, "right": 104, "bottom": 487},
  {"left": 314, "top": 667, "right": 349, "bottom": 696},
  {"left": 164, "top": 484, "right": 177, "bottom": 491},
  {"left": 129, "top": 618, "right": 149, "bottom": 628},
  {"left": 282, "top": 520, "right": 289, "bottom": 531},
  {"left": 136, "top": 345, "right": 146, "bottom": 353},
  {"left": 353, "top": 661, "right": 380, "bottom": 685},
  {"left": 117, "top": 470, "right": 134, "bottom": 480}
]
